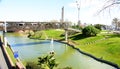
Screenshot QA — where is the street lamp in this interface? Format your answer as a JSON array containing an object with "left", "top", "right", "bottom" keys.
[
  {"left": 3, "top": 21, "right": 7, "bottom": 47},
  {"left": 76, "top": 0, "right": 81, "bottom": 26}
]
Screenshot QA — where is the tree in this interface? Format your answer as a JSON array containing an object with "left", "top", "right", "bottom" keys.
[
  {"left": 94, "top": 24, "right": 102, "bottom": 30},
  {"left": 82, "top": 25, "right": 100, "bottom": 36},
  {"left": 112, "top": 18, "right": 119, "bottom": 30},
  {"left": 98, "top": 0, "right": 120, "bottom": 13},
  {"left": 26, "top": 55, "right": 72, "bottom": 69},
  {"left": 38, "top": 54, "right": 58, "bottom": 69}
]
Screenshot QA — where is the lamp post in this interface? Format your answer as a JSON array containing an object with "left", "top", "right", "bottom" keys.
[
  {"left": 3, "top": 21, "right": 7, "bottom": 47},
  {"left": 76, "top": 0, "right": 81, "bottom": 26}
]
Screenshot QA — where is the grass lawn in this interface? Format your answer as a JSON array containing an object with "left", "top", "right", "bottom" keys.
[
  {"left": 29, "top": 29, "right": 64, "bottom": 40},
  {"left": 72, "top": 33, "right": 120, "bottom": 66},
  {"left": 6, "top": 46, "right": 17, "bottom": 65}
]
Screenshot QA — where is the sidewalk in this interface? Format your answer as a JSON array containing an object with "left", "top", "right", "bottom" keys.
[{"left": 0, "top": 46, "right": 8, "bottom": 69}]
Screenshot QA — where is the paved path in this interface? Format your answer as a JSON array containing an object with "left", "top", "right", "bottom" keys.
[{"left": 0, "top": 46, "right": 8, "bottom": 69}]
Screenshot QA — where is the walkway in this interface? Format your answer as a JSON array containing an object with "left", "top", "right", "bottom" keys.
[
  {"left": 0, "top": 47, "right": 8, "bottom": 69},
  {"left": 0, "top": 45, "right": 8, "bottom": 69}
]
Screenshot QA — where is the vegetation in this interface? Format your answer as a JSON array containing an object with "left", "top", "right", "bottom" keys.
[
  {"left": 82, "top": 25, "right": 100, "bottom": 36},
  {"left": 26, "top": 54, "right": 58, "bottom": 69},
  {"left": 77, "top": 33, "right": 120, "bottom": 66},
  {"left": 28, "top": 31, "right": 43, "bottom": 39},
  {"left": 94, "top": 24, "right": 102, "bottom": 30},
  {"left": 98, "top": 0, "right": 120, "bottom": 14},
  {"left": 112, "top": 18, "right": 120, "bottom": 30},
  {"left": 29, "top": 29, "right": 64, "bottom": 40},
  {"left": 28, "top": 29, "right": 120, "bottom": 66},
  {"left": 38, "top": 54, "right": 58, "bottom": 69},
  {"left": 26, "top": 62, "right": 40, "bottom": 69},
  {"left": 6, "top": 46, "right": 17, "bottom": 65},
  {"left": 26, "top": 54, "right": 72, "bottom": 69}
]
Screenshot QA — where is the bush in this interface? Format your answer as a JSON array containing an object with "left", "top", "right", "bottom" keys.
[
  {"left": 82, "top": 25, "right": 100, "bottom": 36},
  {"left": 38, "top": 54, "right": 58, "bottom": 69},
  {"left": 94, "top": 24, "right": 102, "bottom": 30},
  {"left": 28, "top": 31, "right": 43, "bottom": 39},
  {"left": 26, "top": 62, "right": 40, "bottom": 69}
]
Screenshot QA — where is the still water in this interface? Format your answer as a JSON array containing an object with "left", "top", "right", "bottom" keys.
[{"left": 4, "top": 32, "right": 116, "bottom": 69}]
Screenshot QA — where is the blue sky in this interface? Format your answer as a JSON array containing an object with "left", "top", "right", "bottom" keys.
[{"left": 0, "top": 0, "right": 120, "bottom": 25}]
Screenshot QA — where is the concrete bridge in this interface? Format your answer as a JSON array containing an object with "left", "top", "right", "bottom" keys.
[
  {"left": 66, "top": 28, "right": 81, "bottom": 33},
  {"left": 0, "top": 21, "right": 68, "bottom": 32}
]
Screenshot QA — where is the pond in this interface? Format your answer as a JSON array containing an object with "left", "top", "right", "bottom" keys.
[{"left": 4, "top": 32, "right": 116, "bottom": 69}]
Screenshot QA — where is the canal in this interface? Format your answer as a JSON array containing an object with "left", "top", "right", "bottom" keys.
[{"left": 4, "top": 32, "right": 116, "bottom": 69}]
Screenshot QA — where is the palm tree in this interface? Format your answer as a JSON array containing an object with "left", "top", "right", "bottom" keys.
[{"left": 38, "top": 54, "right": 58, "bottom": 69}]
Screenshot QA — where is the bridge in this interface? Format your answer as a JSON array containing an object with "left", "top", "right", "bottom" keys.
[
  {"left": 0, "top": 21, "right": 82, "bottom": 42},
  {"left": 66, "top": 28, "right": 81, "bottom": 33},
  {"left": 0, "top": 21, "right": 68, "bottom": 32}
]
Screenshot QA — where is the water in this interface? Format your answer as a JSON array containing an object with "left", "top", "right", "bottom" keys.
[{"left": 2, "top": 32, "right": 116, "bottom": 69}]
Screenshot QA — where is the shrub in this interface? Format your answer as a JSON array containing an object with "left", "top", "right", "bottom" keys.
[
  {"left": 26, "top": 62, "right": 40, "bottom": 69},
  {"left": 94, "top": 24, "right": 102, "bottom": 30},
  {"left": 38, "top": 54, "right": 58, "bottom": 69},
  {"left": 28, "top": 31, "right": 43, "bottom": 39},
  {"left": 82, "top": 25, "right": 100, "bottom": 36}
]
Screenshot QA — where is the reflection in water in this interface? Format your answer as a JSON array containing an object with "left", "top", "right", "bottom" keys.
[
  {"left": 50, "top": 38, "right": 54, "bottom": 53},
  {"left": 4, "top": 32, "right": 116, "bottom": 69},
  {"left": 11, "top": 41, "right": 50, "bottom": 47}
]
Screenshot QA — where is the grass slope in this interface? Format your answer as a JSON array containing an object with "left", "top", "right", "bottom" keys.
[
  {"left": 77, "top": 34, "right": 120, "bottom": 66},
  {"left": 6, "top": 46, "right": 16, "bottom": 65},
  {"left": 30, "top": 29, "right": 64, "bottom": 40}
]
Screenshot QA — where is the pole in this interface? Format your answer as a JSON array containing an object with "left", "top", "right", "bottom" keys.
[
  {"left": 76, "top": 0, "right": 81, "bottom": 26},
  {"left": 4, "top": 21, "right": 7, "bottom": 47},
  {"left": 78, "top": 7, "right": 80, "bottom": 26},
  {"left": 61, "top": 6, "right": 64, "bottom": 24},
  {"left": 65, "top": 29, "right": 68, "bottom": 42}
]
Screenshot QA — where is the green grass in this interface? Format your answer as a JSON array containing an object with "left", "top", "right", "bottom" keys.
[
  {"left": 75, "top": 33, "right": 120, "bottom": 66},
  {"left": 43, "top": 29, "right": 64, "bottom": 39},
  {"left": 70, "top": 34, "right": 105, "bottom": 45},
  {"left": 30, "top": 29, "right": 65, "bottom": 40},
  {"left": 6, "top": 46, "right": 17, "bottom": 65}
]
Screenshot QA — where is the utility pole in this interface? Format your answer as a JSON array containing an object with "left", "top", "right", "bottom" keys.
[{"left": 76, "top": 0, "right": 81, "bottom": 26}]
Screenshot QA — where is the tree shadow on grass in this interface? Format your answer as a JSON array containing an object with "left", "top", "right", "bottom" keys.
[{"left": 69, "top": 34, "right": 88, "bottom": 40}]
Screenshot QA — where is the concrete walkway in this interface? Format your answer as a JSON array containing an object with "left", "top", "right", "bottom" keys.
[
  {"left": 0, "top": 42, "right": 8, "bottom": 69},
  {"left": 0, "top": 46, "right": 8, "bottom": 69}
]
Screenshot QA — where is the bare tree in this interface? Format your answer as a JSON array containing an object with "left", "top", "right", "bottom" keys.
[
  {"left": 98, "top": 0, "right": 120, "bottom": 14},
  {"left": 112, "top": 17, "right": 119, "bottom": 30}
]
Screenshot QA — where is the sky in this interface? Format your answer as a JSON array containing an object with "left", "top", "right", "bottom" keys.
[{"left": 0, "top": 0, "right": 120, "bottom": 25}]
